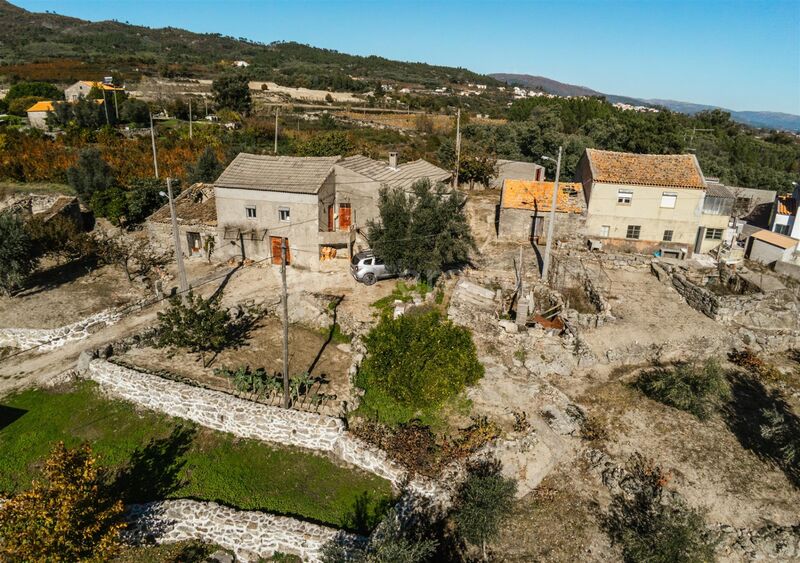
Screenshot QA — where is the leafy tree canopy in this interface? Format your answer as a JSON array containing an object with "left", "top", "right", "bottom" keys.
[
  {"left": 4, "top": 81, "right": 63, "bottom": 102},
  {"left": 186, "top": 146, "right": 223, "bottom": 183},
  {"left": 66, "top": 147, "right": 114, "bottom": 202},
  {"left": 119, "top": 98, "right": 150, "bottom": 125},
  {"left": 0, "top": 211, "right": 38, "bottom": 295},
  {"left": 294, "top": 131, "right": 353, "bottom": 156},
  {"left": 212, "top": 73, "right": 252, "bottom": 115}
]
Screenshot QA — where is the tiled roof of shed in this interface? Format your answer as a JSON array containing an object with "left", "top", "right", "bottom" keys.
[
  {"left": 586, "top": 148, "right": 706, "bottom": 189},
  {"left": 215, "top": 154, "right": 339, "bottom": 194},
  {"left": 501, "top": 179, "right": 585, "bottom": 213},
  {"left": 337, "top": 155, "right": 450, "bottom": 190},
  {"left": 149, "top": 184, "right": 217, "bottom": 226},
  {"left": 776, "top": 195, "right": 797, "bottom": 216}
]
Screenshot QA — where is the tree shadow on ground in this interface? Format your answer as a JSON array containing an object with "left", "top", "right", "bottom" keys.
[
  {"left": 343, "top": 491, "right": 392, "bottom": 535},
  {"left": 723, "top": 372, "right": 800, "bottom": 487},
  {"left": 16, "top": 256, "right": 98, "bottom": 298},
  {"left": 307, "top": 295, "right": 343, "bottom": 376},
  {"left": 0, "top": 405, "right": 26, "bottom": 431},
  {"left": 113, "top": 424, "right": 196, "bottom": 503}
]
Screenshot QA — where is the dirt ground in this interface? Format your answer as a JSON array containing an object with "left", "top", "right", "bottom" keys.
[{"left": 0, "top": 261, "right": 145, "bottom": 329}]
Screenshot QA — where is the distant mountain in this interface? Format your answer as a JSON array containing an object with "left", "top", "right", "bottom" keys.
[{"left": 491, "top": 73, "right": 800, "bottom": 132}]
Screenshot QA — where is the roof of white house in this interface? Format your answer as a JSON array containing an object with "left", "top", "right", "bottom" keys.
[
  {"left": 215, "top": 154, "right": 339, "bottom": 194},
  {"left": 337, "top": 155, "right": 450, "bottom": 190},
  {"left": 584, "top": 148, "right": 706, "bottom": 190}
]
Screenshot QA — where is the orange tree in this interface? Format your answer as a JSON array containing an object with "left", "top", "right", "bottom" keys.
[{"left": 0, "top": 442, "right": 126, "bottom": 562}]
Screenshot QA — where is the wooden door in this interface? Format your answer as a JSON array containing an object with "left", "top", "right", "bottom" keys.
[
  {"left": 339, "top": 203, "right": 352, "bottom": 230},
  {"left": 270, "top": 237, "right": 290, "bottom": 265},
  {"left": 186, "top": 232, "right": 201, "bottom": 255},
  {"left": 327, "top": 205, "right": 334, "bottom": 231}
]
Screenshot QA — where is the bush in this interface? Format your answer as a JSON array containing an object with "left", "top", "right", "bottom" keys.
[
  {"left": 26, "top": 214, "right": 97, "bottom": 262},
  {"left": 294, "top": 131, "right": 352, "bottom": 156},
  {"left": 4, "top": 81, "right": 63, "bottom": 102},
  {"left": 0, "top": 211, "right": 38, "bottom": 295},
  {"left": 8, "top": 95, "right": 47, "bottom": 116},
  {"left": 186, "top": 146, "right": 223, "bottom": 183},
  {"left": 355, "top": 308, "right": 484, "bottom": 425},
  {"left": 119, "top": 98, "right": 151, "bottom": 125},
  {"left": 605, "top": 454, "right": 715, "bottom": 563},
  {"left": 212, "top": 73, "right": 252, "bottom": 115},
  {"left": 66, "top": 147, "right": 115, "bottom": 202},
  {"left": 634, "top": 359, "right": 731, "bottom": 420},
  {"left": 760, "top": 407, "right": 800, "bottom": 469},
  {"left": 0, "top": 442, "right": 125, "bottom": 562},
  {"left": 452, "top": 458, "right": 517, "bottom": 559}
]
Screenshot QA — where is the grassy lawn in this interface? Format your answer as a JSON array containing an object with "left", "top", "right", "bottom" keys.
[{"left": 0, "top": 381, "right": 392, "bottom": 530}]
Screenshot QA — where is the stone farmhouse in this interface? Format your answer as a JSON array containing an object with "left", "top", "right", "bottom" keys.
[
  {"left": 64, "top": 80, "right": 125, "bottom": 102},
  {"left": 147, "top": 153, "right": 451, "bottom": 270},
  {"left": 25, "top": 100, "right": 54, "bottom": 129},
  {"left": 575, "top": 148, "right": 733, "bottom": 258},
  {"left": 497, "top": 179, "right": 585, "bottom": 242}
]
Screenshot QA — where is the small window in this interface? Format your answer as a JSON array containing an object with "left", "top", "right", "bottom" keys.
[
  {"left": 704, "top": 228, "right": 723, "bottom": 240},
  {"left": 775, "top": 224, "right": 791, "bottom": 235},
  {"left": 626, "top": 225, "right": 641, "bottom": 239},
  {"left": 662, "top": 230, "right": 673, "bottom": 242},
  {"left": 617, "top": 190, "right": 633, "bottom": 205},
  {"left": 278, "top": 207, "right": 290, "bottom": 222},
  {"left": 600, "top": 225, "right": 610, "bottom": 237},
  {"left": 245, "top": 206, "right": 256, "bottom": 218},
  {"left": 660, "top": 192, "right": 677, "bottom": 208}
]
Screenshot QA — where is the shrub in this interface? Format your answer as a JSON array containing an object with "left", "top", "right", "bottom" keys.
[
  {"left": 8, "top": 95, "right": 47, "bottom": 116},
  {"left": 605, "top": 454, "right": 715, "bottom": 563},
  {"left": 760, "top": 407, "right": 800, "bottom": 469},
  {"left": 452, "top": 458, "right": 517, "bottom": 559},
  {"left": 356, "top": 308, "right": 484, "bottom": 425},
  {"left": 0, "top": 211, "right": 38, "bottom": 295},
  {"left": 119, "top": 98, "right": 151, "bottom": 125},
  {"left": 634, "top": 359, "right": 731, "bottom": 420},
  {"left": 4, "top": 81, "right": 63, "bottom": 102},
  {"left": 66, "top": 147, "right": 114, "bottom": 202},
  {"left": 212, "top": 73, "right": 252, "bottom": 115},
  {"left": 186, "top": 146, "right": 223, "bottom": 183},
  {"left": 294, "top": 131, "right": 352, "bottom": 156},
  {"left": 0, "top": 442, "right": 125, "bottom": 562}
]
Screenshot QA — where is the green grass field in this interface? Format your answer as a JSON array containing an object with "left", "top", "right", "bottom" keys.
[{"left": 0, "top": 381, "right": 392, "bottom": 530}]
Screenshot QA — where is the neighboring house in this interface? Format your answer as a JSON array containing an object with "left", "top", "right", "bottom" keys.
[
  {"left": 746, "top": 229, "right": 800, "bottom": 265},
  {"left": 147, "top": 184, "right": 218, "bottom": 260},
  {"left": 497, "top": 179, "right": 585, "bottom": 242},
  {"left": 576, "top": 148, "right": 733, "bottom": 257},
  {"left": 769, "top": 184, "right": 799, "bottom": 239},
  {"left": 26, "top": 100, "right": 54, "bottom": 129},
  {"left": 214, "top": 154, "right": 339, "bottom": 269},
  {"left": 488, "top": 159, "right": 546, "bottom": 189},
  {"left": 65, "top": 81, "right": 124, "bottom": 102},
  {"left": 232, "top": 60, "right": 250, "bottom": 68}
]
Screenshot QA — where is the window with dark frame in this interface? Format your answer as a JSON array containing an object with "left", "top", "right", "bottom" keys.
[
  {"left": 626, "top": 225, "right": 641, "bottom": 239},
  {"left": 278, "top": 207, "right": 290, "bottom": 222},
  {"left": 704, "top": 228, "right": 724, "bottom": 240},
  {"left": 663, "top": 229, "right": 673, "bottom": 241},
  {"left": 245, "top": 205, "right": 256, "bottom": 218}
]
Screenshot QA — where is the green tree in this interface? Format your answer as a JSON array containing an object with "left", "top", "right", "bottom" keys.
[
  {"left": 0, "top": 442, "right": 125, "bottom": 562},
  {"left": 452, "top": 458, "right": 517, "bottom": 560},
  {"left": 155, "top": 290, "right": 234, "bottom": 366},
  {"left": 211, "top": 73, "right": 252, "bottom": 115},
  {"left": 367, "top": 178, "right": 475, "bottom": 281},
  {"left": 294, "top": 131, "right": 352, "bottom": 156},
  {"left": 119, "top": 98, "right": 151, "bottom": 125},
  {"left": 0, "top": 211, "right": 38, "bottom": 295},
  {"left": 605, "top": 454, "right": 716, "bottom": 563},
  {"left": 4, "top": 81, "right": 62, "bottom": 102},
  {"left": 26, "top": 214, "right": 97, "bottom": 263},
  {"left": 66, "top": 147, "right": 114, "bottom": 202},
  {"left": 356, "top": 308, "right": 484, "bottom": 425},
  {"left": 8, "top": 95, "right": 47, "bottom": 116},
  {"left": 186, "top": 146, "right": 223, "bottom": 183}
]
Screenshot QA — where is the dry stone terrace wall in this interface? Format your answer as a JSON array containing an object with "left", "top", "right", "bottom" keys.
[
  {"left": 126, "top": 499, "right": 359, "bottom": 563},
  {"left": 0, "top": 309, "right": 123, "bottom": 351},
  {"left": 83, "top": 359, "right": 409, "bottom": 489}
]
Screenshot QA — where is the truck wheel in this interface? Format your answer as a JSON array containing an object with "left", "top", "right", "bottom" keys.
[{"left": 363, "top": 273, "right": 376, "bottom": 285}]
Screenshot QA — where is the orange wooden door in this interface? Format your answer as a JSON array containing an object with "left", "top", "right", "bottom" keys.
[
  {"left": 270, "top": 237, "right": 290, "bottom": 265},
  {"left": 339, "top": 203, "right": 352, "bottom": 230},
  {"left": 327, "top": 205, "right": 334, "bottom": 231}
]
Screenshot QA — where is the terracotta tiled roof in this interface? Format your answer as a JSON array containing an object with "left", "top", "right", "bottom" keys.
[
  {"left": 585, "top": 148, "right": 706, "bottom": 189},
  {"left": 750, "top": 229, "right": 799, "bottom": 250},
  {"left": 500, "top": 179, "right": 585, "bottom": 213},
  {"left": 776, "top": 195, "right": 797, "bottom": 216},
  {"left": 80, "top": 81, "right": 125, "bottom": 91},
  {"left": 148, "top": 184, "right": 217, "bottom": 226},
  {"left": 26, "top": 100, "right": 54, "bottom": 112}
]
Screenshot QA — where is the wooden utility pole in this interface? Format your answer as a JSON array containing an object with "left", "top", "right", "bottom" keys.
[
  {"left": 541, "top": 145, "right": 563, "bottom": 283},
  {"left": 150, "top": 113, "right": 159, "bottom": 179},
  {"left": 167, "top": 177, "right": 189, "bottom": 300},
  {"left": 101, "top": 89, "right": 110, "bottom": 125},
  {"left": 274, "top": 107, "right": 279, "bottom": 154},
  {"left": 204, "top": 96, "right": 208, "bottom": 117},
  {"left": 281, "top": 238, "right": 290, "bottom": 408},
  {"left": 453, "top": 108, "right": 461, "bottom": 188},
  {"left": 189, "top": 98, "right": 193, "bottom": 139},
  {"left": 113, "top": 89, "right": 119, "bottom": 120}
]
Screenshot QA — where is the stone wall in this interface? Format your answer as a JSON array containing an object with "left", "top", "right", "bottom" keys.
[
  {"left": 126, "top": 499, "right": 359, "bottom": 562},
  {"left": 0, "top": 309, "right": 123, "bottom": 351}
]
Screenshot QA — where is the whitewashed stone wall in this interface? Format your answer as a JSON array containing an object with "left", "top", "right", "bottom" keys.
[
  {"left": 84, "top": 359, "right": 412, "bottom": 491},
  {"left": 0, "top": 309, "right": 123, "bottom": 351},
  {"left": 126, "top": 499, "right": 359, "bottom": 562}
]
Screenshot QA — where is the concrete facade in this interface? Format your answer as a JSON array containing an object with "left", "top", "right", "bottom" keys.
[
  {"left": 26, "top": 110, "right": 49, "bottom": 129},
  {"left": 747, "top": 237, "right": 799, "bottom": 265}
]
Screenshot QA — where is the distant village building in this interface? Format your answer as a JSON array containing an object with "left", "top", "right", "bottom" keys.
[
  {"left": 26, "top": 100, "right": 55, "bottom": 129},
  {"left": 232, "top": 60, "right": 250, "bottom": 68},
  {"left": 497, "top": 179, "right": 586, "bottom": 242},
  {"left": 770, "top": 184, "right": 799, "bottom": 238},
  {"left": 575, "top": 149, "right": 733, "bottom": 257},
  {"left": 64, "top": 81, "right": 124, "bottom": 102}
]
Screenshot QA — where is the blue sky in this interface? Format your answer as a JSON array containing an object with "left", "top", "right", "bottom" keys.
[{"left": 15, "top": 0, "right": 800, "bottom": 114}]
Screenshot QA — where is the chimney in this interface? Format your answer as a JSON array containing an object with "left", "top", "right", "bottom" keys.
[{"left": 388, "top": 151, "right": 398, "bottom": 169}]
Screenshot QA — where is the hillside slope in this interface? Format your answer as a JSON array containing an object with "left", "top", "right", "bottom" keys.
[{"left": 0, "top": 0, "right": 495, "bottom": 89}]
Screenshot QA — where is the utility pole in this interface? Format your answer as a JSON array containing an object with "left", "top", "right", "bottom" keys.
[
  {"left": 113, "top": 89, "right": 119, "bottom": 120},
  {"left": 541, "top": 145, "right": 563, "bottom": 283},
  {"left": 150, "top": 113, "right": 159, "bottom": 179},
  {"left": 101, "top": 89, "right": 110, "bottom": 125},
  {"left": 274, "top": 107, "right": 279, "bottom": 154},
  {"left": 204, "top": 96, "right": 208, "bottom": 117},
  {"left": 189, "top": 98, "right": 193, "bottom": 139},
  {"left": 452, "top": 108, "right": 461, "bottom": 188},
  {"left": 167, "top": 177, "right": 188, "bottom": 299},
  {"left": 280, "top": 238, "right": 290, "bottom": 409}
]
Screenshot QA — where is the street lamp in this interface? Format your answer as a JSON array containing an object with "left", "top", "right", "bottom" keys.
[
  {"left": 540, "top": 146, "right": 563, "bottom": 283},
  {"left": 159, "top": 177, "right": 188, "bottom": 299}
]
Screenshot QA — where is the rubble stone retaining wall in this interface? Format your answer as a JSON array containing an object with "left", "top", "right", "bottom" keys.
[
  {"left": 126, "top": 499, "right": 358, "bottom": 562},
  {"left": 83, "top": 359, "right": 409, "bottom": 489},
  {"left": 0, "top": 309, "right": 123, "bottom": 351}
]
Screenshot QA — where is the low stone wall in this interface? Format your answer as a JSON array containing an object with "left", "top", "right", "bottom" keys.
[
  {"left": 126, "top": 499, "right": 359, "bottom": 562},
  {"left": 0, "top": 309, "right": 123, "bottom": 351},
  {"left": 83, "top": 359, "right": 410, "bottom": 490}
]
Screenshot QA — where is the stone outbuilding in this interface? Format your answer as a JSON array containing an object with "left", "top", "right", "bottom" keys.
[
  {"left": 146, "top": 184, "right": 218, "bottom": 260},
  {"left": 497, "top": 179, "right": 586, "bottom": 243},
  {"left": 26, "top": 100, "right": 54, "bottom": 129}
]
